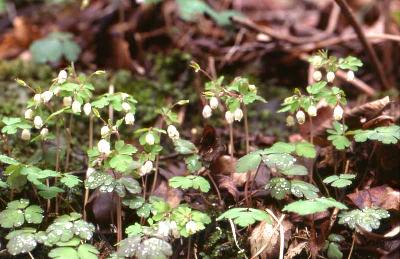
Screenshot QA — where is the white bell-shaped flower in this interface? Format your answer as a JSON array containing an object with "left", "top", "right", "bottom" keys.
[
  {"left": 122, "top": 102, "right": 131, "bottom": 112},
  {"left": 209, "top": 97, "right": 219, "bottom": 109},
  {"left": 185, "top": 220, "right": 198, "bottom": 234},
  {"left": 225, "top": 111, "right": 234, "bottom": 124},
  {"left": 33, "top": 94, "right": 41, "bottom": 104},
  {"left": 326, "top": 71, "right": 335, "bottom": 82},
  {"left": 101, "top": 126, "right": 110, "bottom": 137},
  {"left": 346, "top": 70, "right": 355, "bottom": 81},
  {"left": 312, "top": 70, "right": 322, "bottom": 82},
  {"left": 307, "top": 105, "right": 317, "bottom": 117},
  {"left": 40, "top": 128, "right": 49, "bottom": 137},
  {"left": 124, "top": 113, "right": 135, "bottom": 125},
  {"left": 234, "top": 108, "right": 243, "bottom": 121},
  {"left": 202, "top": 105, "right": 212, "bottom": 118},
  {"left": 145, "top": 133, "right": 155, "bottom": 145},
  {"left": 167, "top": 125, "right": 179, "bottom": 140},
  {"left": 83, "top": 103, "right": 92, "bottom": 116},
  {"left": 97, "top": 139, "right": 111, "bottom": 154},
  {"left": 296, "top": 110, "right": 306, "bottom": 124},
  {"left": 333, "top": 105, "right": 344, "bottom": 121},
  {"left": 24, "top": 109, "right": 33, "bottom": 120},
  {"left": 71, "top": 100, "right": 81, "bottom": 113},
  {"left": 33, "top": 116, "right": 43, "bottom": 129},
  {"left": 57, "top": 70, "right": 68, "bottom": 84},
  {"left": 63, "top": 96, "right": 72, "bottom": 107},
  {"left": 41, "top": 91, "right": 53, "bottom": 103},
  {"left": 21, "top": 129, "right": 31, "bottom": 141}
]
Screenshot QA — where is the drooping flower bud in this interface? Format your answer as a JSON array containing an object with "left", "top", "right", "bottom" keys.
[
  {"left": 167, "top": 125, "right": 179, "bottom": 140},
  {"left": 21, "top": 129, "right": 31, "bottom": 141},
  {"left": 124, "top": 113, "right": 135, "bottom": 125},
  {"left": 24, "top": 109, "right": 34, "bottom": 120},
  {"left": 249, "top": 84, "right": 257, "bottom": 92},
  {"left": 296, "top": 110, "right": 306, "bottom": 124},
  {"left": 63, "top": 96, "right": 72, "bottom": 107},
  {"left": 346, "top": 70, "right": 355, "bottom": 81},
  {"left": 185, "top": 220, "right": 198, "bottom": 234},
  {"left": 122, "top": 102, "right": 131, "bottom": 112},
  {"left": 41, "top": 91, "right": 53, "bottom": 103},
  {"left": 97, "top": 139, "right": 111, "bottom": 154},
  {"left": 307, "top": 105, "right": 317, "bottom": 117},
  {"left": 145, "top": 133, "right": 155, "bottom": 145},
  {"left": 33, "top": 116, "right": 43, "bottom": 129},
  {"left": 333, "top": 105, "right": 343, "bottom": 121},
  {"left": 83, "top": 103, "right": 92, "bottom": 116},
  {"left": 312, "top": 70, "right": 322, "bottom": 82},
  {"left": 33, "top": 94, "right": 41, "bottom": 104},
  {"left": 40, "top": 128, "right": 49, "bottom": 137},
  {"left": 139, "top": 160, "right": 153, "bottom": 176},
  {"left": 71, "top": 100, "right": 81, "bottom": 113},
  {"left": 234, "top": 108, "right": 243, "bottom": 121},
  {"left": 286, "top": 115, "right": 295, "bottom": 126},
  {"left": 57, "top": 70, "right": 68, "bottom": 84},
  {"left": 101, "top": 126, "right": 110, "bottom": 137},
  {"left": 202, "top": 105, "right": 212, "bottom": 119},
  {"left": 326, "top": 71, "right": 335, "bottom": 82},
  {"left": 225, "top": 111, "right": 234, "bottom": 124},
  {"left": 209, "top": 97, "right": 219, "bottom": 109}
]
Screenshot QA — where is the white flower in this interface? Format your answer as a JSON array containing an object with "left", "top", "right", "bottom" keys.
[
  {"left": 145, "top": 133, "right": 155, "bottom": 145},
  {"left": 326, "top": 71, "right": 335, "bottom": 82},
  {"left": 185, "top": 220, "right": 198, "bottom": 234},
  {"left": 41, "top": 91, "right": 53, "bottom": 103},
  {"left": 209, "top": 97, "right": 219, "bottom": 109},
  {"left": 121, "top": 93, "right": 129, "bottom": 100},
  {"left": 63, "top": 96, "right": 72, "bottom": 107},
  {"left": 122, "top": 102, "right": 131, "bottom": 112},
  {"left": 83, "top": 103, "right": 92, "bottom": 115},
  {"left": 249, "top": 84, "right": 257, "bottom": 92},
  {"left": 21, "top": 129, "right": 31, "bottom": 141},
  {"left": 234, "top": 108, "right": 243, "bottom": 121},
  {"left": 71, "top": 100, "right": 81, "bottom": 113},
  {"left": 97, "top": 139, "right": 111, "bottom": 154},
  {"left": 312, "top": 70, "right": 322, "bottom": 82},
  {"left": 157, "top": 221, "right": 171, "bottom": 237},
  {"left": 225, "top": 111, "right": 234, "bottom": 124},
  {"left": 40, "top": 128, "right": 48, "bottom": 137},
  {"left": 57, "top": 70, "right": 68, "bottom": 84},
  {"left": 33, "top": 116, "right": 43, "bottom": 129},
  {"left": 296, "top": 110, "right": 306, "bottom": 124},
  {"left": 170, "top": 221, "right": 180, "bottom": 238},
  {"left": 124, "top": 113, "right": 135, "bottom": 125},
  {"left": 333, "top": 105, "right": 343, "bottom": 121},
  {"left": 346, "top": 70, "right": 355, "bottom": 81},
  {"left": 24, "top": 109, "right": 33, "bottom": 120},
  {"left": 307, "top": 105, "right": 317, "bottom": 117},
  {"left": 53, "top": 87, "right": 60, "bottom": 96},
  {"left": 101, "top": 125, "right": 110, "bottom": 137},
  {"left": 286, "top": 115, "right": 295, "bottom": 126},
  {"left": 312, "top": 55, "right": 323, "bottom": 66},
  {"left": 86, "top": 167, "right": 95, "bottom": 176},
  {"left": 202, "top": 105, "right": 212, "bottom": 118},
  {"left": 167, "top": 125, "right": 179, "bottom": 140},
  {"left": 33, "top": 94, "right": 41, "bottom": 104},
  {"left": 139, "top": 160, "right": 153, "bottom": 176}
]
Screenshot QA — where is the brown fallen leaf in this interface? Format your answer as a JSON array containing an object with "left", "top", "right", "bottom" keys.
[{"left": 347, "top": 185, "right": 400, "bottom": 210}]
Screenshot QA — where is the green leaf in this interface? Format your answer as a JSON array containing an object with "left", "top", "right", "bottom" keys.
[
  {"left": 136, "top": 237, "right": 173, "bottom": 259},
  {"left": 49, "top": 247, "right": 79, "bottom": 259},
  {"left": 236, "top": 151, "right": 262, "bottom": 173},
  {"left": 174, "top": 139, "right": 197, "bottom": 154},
  {"left": 125, "top": 223, "right": 143, "bottom": 236},
  {"left": 118, "top": 177, "right": 141, "bottom": 194},
  {"left": 338, "top": 207, "right": 390, "bottom": 232},
  {"left": 115, "top": 140, "right": 137, "bottom": 155},
  {"left": 327, "top": 242, "right": 343, "bottom": 259},
  {"left": 184, "top": 154, "right": 202, "bottom": 173},
  {"left": 7, "top": 199, "right": 30, "bottom": 209},
  {"left": 0, "top": 154, "right": 19, "bottom": 165},
  {"left": 290, "top": 180, "right": 319, "bottom": 199},
  {"left": 295, "top": 141, "right": 317, "bottom": 158},
  {"left": 281, "top": 164, "right": 308, "bottom": 176},
  {"left": 116, "top": 236, "right": 141, "bottom": 258},
  {"left": 123, "top": 196, "right": 145, "bottom": 209},
  {"left": 352, "top": 125, "right": 400, "bottom": 144},
  {"left": 338, "top": 56, "right": 363, "bottom": 71},
  {"left": 262, "top": 153, "right": 296, "bottom": 171},
  {"left": 283, "top": 197, "right": 347, "bottom": 215},
  {"left": 37, "top": 185, "right": 64, "bottom": 199},
  {"left": 217, "top": 208, "right": 272, "bottom": 227},
  {"left": 306, "top": 81, "right": 327, "bottom": 94},
  {"left": 60, "top": 174, "right": 82, "bottom": 188},
  {"left": 327, "top": 135, "right": 351, "bottom": 150},
  {"left": 24, "top": 205, "right": 44, "bottom": 224},
  {"left": 110, "top": 154, "right": 134, "bottom": 172},
  {"left": 0, "top": 209, "right": 25, "bottom": 228},
  {"left": 323, "top": 174, "right": 355, "bottom": 188},
  {"left": 169, "top": 175, "right": 210, "bottom": 193},
  {"left": 265, "top": 178, "right": 291, "bottom": 200},
  {"left": 77, "top": 244, "right": 99, "bottom": 259},
  {"left": 6, "top": 232, "right": 37, "bottom": 255}
]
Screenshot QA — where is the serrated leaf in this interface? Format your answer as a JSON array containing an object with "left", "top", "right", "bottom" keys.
[
  {"left": 77, "top": 244, "right": 99, "bottom": 259},
  {"left": 49, "top": 247, "right": 79, "bottom": 259},
  {"left": 60, "top": 174, "right": 82, "bottom": 188},
  {"left": 281, "top": 164, "right": 308, "bottom": 176},
  {"left": 290, "top": 180, "right": 319, "bottom": 199},
  {"left": 338, "top": 207, "right": 390, "bottom": 232},
  {"left": 110, "top": 154, "right": 134, "bottom": 172},
  {"left": 262, "top": 153, "right": 296, "bottom": 171},
  {"left": 283, "top": 197, "right": 347, "bottom": 215},
  {"left": 327, "top": 134, "right": 351, "bottom": 150},
  {"left": 0, "top": 154, "right": 19, "bottom": 165},
  {"left": 306, "top": 81, "right": 327, "bottom": 94},
  {"left": 174, "top": 139, "right": 197, "bottom": 154},
  {"left": 136, "top": 237, "right": 173, "bottom": 259},
  {"left": 169, "top": 175, "right": 210, "bottom": 193},
  {"left": 236, "top": 151, "right": 262, "bottom": 173},
  {"left": 24, "top": 205, "right": 44, "bottom": 224},
  {"left": 327, "top": 242, "right": 343, "bottom": 259},
  {"left": 338, "top": 56, "right": 363, "bottom": 71},
  {"left": 0, "top": 209, "right": 25, "bottom": 228},
  {"left": 295, "top": 141, "right": 317, "bottom": 158},
  {"left": 265, "top": 178, "right": 291, "bottom": 200},
  {"left": 323, "top": 174, "right": 355, "bottom": 188},
  {"left": 118, "top": 177, "right": 141, "bottom": 194},
  {"left": 184, "top": 154, "right": 202, "bottom": 173},
  {"left": 217, "top": 208, "right": 272, "bottom": 227},
  {"left": 353, "top": 125, "right": 400, "bottom": 144},
  {"left": 6, "top": 232, "right": 37, "bottom": 255},
  {"left": 116, "top": 236, "right": 141, "bottom": 258}
]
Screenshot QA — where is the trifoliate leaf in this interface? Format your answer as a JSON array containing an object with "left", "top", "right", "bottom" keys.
[
  {"left": 125, "top": 223, "right": 143, "bottom": 236},
  {"left": 327, "top": 242, "right": 343, "bottom": 259},
  {"left": 169, "top": 175, "right": 210, "bottom": 192},
  {"left": 173, "top": 139, "right": 197, "bottom": 154},
  {"left": 60, "top": 174, "right": 82, "bottom": 188},
  {"left": 323, "top": 174, "right": 355, "bottom": 188},
  {"left": 136, "top": 238, "right": 173, "bottom": 259},
  {"left": 24, "top": 205, "right": 44, "bottom": 224},
  {"left": 290, "top": 180, "right": 319, "bottom": 199},
  {"left": 48, "top": 247, "right": 79, "bottom": 259},
  {"left": 306, "top": 81, "right": 327, "bottom": 94},
  {"left": 6, "top": 232, "right": 37, "bottom": 255},
  {"left": 37, "top": 185, "right": 64, "bottom": 199},
  {"left": 338, "top": 56, "right": 363, "bottom": 71},
  {"left": 0, "top": 154, "right": 19, "bottom": 165},
  {"left": 283, "top": 197, "right": 347, "bottom": 215},
  {"left": 327, "top": 135, "right": 351, "bottom": 150},
  {"left": 123, "top": 196, "right": 145, "bottom": 209},
  {"left": 116, "top": 236, "right": 141, "bottom": 258},
  {"left": 77, "top": 244, "right": 99, "bottom": 259},
  {"left": 110, "top": 154, "right": 134, "bottom": 172},
  {"left": 7, "top": 199, "right": 30, "bottom": 209},
  {"left": 46, "top": 221, "right": 75, "bottom": 244},
  {"left": 184, "top": 154, "right": 202, "bottom": 173},
  {"left": 217, "top": 208, "right": 272, "bottom": 227},
  {"left": 73, "top": 220, "right": 95, "bottom": 240},
  {"left": 267, "top": 142, "right": 295, "bottom": 154},
  {"left": 281, "top": 164, "right": 308, "bottom": 176},
  {"left": 0, "top": 209, "right": 25, "bottom": 228},
  {"left": 352, "top": 125, "right": 400, "bottom": 144},
  {"left": 85, "top": 172, "right": 114, "bottom": 192},
  {"left": 262, "top": 153, "right": 296, "bottom": 171},
  {"left": 338, "top": 208, "right": 390, "bottom": 232},
  {"left": 236, "top": 151, "right": 262, "bottom": 173},
  {"left": 294, "top": 141, "right": 317, "bottom": 158},
  {"left": 118, "top": 177, "right": 142, "bottom": 194},
  {"left": 265, "top": 178, "right": 290, "bottom": 200}
]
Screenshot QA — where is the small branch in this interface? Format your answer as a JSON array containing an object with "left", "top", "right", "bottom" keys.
[
  {"left": 334, "top": 0, "right": 390, "bottom": 90},
  {"left": 347, "top": 233, "right": 356, "bottom": 259}
]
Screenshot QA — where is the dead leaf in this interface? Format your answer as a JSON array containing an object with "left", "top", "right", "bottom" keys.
[
  {"left": 284, "top": 241, "right": 308, "bottom": 259},
  {"left": 347, "top": 185, "right": 400, "bottom": 210}
]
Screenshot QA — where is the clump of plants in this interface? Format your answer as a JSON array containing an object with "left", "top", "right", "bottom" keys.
[{"left": 0, "top": 51, "right": 399, "bottom": 258}]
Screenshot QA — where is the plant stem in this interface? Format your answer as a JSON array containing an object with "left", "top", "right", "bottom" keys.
[
  {"left": 347, "top": 233, "right": 356, "bottom": 259},
  {"left": 229, "top": 124, "right": 234, "bottom": 157},
  {"left": 83, "top": 115, "right": 93, "bottom": 220},
  {"left": 243, "top": 105, "right": 250, "bottom": 154}
]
